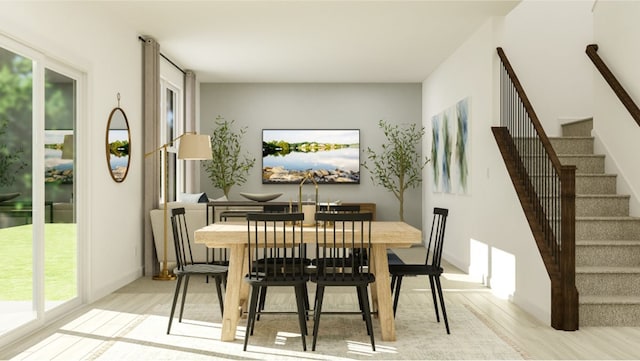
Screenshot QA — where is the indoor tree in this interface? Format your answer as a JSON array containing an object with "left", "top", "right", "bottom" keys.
[
  {"left": 202, "top": 116, "right": 255, "bottom": 198},
  {"left": 362, "top": 119, "right": 429, "bottom": 222}
]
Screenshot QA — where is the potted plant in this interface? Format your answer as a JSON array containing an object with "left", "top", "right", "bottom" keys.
[
  {"left": 202, "top": 116, "right": 255, "bottom": 198},
  {"left": 362, "top": 120, "right": 429, "bottom": 222}
]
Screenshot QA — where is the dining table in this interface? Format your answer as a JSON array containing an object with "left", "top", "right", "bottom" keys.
[{"left": 194, "top": 220, "right": 422, "bottom": 342}]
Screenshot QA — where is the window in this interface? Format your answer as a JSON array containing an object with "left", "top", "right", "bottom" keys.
[{"left": 159, "top": 59, "right": 185, "bottom": 203}]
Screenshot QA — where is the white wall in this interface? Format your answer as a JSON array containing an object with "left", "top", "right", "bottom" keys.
[
  {"left": 0, "top": 2, "right": 143, "bottom": 304},
  {"left": 199, "top": 83, "right": 424, "bottom": 228},
  {"left": 422, "top": 18, "right": 551, "bottom": 323},
  {"left": 592, "top": 1, "right": 640, "bottom": 216},
  {"left": 501, "top": 0, "right": 593, "bottom": 135},
  {"left": 422, "top": 0, "right": 598, "bottom": 325}
]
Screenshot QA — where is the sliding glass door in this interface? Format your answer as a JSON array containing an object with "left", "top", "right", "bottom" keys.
[
  {"left": 44, "top": 68, "right": 77, "bottom": 312},
  {"left": 0, "top": 45, "right": 35, "bottom": 335},
  {"left": 0, "top": 39, "right": 80, "bottom": 338}
]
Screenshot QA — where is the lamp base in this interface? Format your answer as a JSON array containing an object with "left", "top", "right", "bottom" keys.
[{"left": 153, "top": 269, "right": 176, "bottom": 281}]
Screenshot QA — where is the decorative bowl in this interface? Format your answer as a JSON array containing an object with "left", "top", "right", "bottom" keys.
[
  {"left": 0, "top": 192, "right": 20, "bottom": 203},
  {"left": 239, "top": 192, "right": 283, "bottom": 202}
]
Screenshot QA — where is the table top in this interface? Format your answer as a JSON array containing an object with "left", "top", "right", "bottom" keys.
[{"left": 194, "top": 221, "right": 422, "bottom": 248}]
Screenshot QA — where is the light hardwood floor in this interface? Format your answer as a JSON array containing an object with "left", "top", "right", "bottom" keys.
[{"left": 2, "top": 247, "right": 640, "bottom": 360}]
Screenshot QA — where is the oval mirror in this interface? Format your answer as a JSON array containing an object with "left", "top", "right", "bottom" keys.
[{"left": 106, "top": 107, "right": 131, "bottom": 183}]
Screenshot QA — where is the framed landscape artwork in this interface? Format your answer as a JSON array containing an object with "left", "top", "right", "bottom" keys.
[
  {"left": 262, "top": 129, "right": 360, "bottom": 184},
  {"left": 44, "top": 130, "right": 73, "bottom": 184}
]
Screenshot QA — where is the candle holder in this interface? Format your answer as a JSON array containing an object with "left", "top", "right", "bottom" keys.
[{"left": 298, "top": 172, "right": 318, "bottom": 226}]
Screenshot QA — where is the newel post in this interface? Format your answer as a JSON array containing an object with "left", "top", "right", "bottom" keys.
[{"left": 560, "top": 165, "right": 579, "bottom": 330}]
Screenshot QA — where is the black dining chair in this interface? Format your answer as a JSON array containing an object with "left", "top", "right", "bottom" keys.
[
  {"left": 388, "top": 207, "right": 450, "bottom": 334},
  {"left": 317, "top": 204, "right": 360, "bottom": 213},
  {"left": 167, "top": 207, "right": 228, "bottom": 334},
  {"left": 252, "top": 203, "right": 309, "bottom": 320},
  {"left": 311, "top": 212, "right": 375, "bottom": 351},
  {"left": 243, "top": 212, "right": 309, "bottom": 351}
]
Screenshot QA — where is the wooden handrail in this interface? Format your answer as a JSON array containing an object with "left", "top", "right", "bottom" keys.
[
  {"left": 586, "top": 44, "right": 640, "bottom": 127},
  {"left": 495, "top": 47, "right": 578, "bottom": 331},
  {"left": 496, "top": 48, "right": 564, "bottom": 173}
]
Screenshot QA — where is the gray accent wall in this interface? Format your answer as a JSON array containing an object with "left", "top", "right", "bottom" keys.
[{"left": 199, "top": 83, "right": 423, "bottom": 229}]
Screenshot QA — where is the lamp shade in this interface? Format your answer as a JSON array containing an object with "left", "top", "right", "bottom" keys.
[
  {"left": 61, "top": 134, "right": 74, "bottom": 159},
  {"left": 177, "top": 133, "right": 212, "bottom": 160}
]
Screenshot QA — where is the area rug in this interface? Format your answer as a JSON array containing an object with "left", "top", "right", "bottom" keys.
[{"left": 85, "top": 288, "right": 526, "bottom": 360}]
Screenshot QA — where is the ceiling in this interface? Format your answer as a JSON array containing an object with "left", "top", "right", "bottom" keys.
[{"left": 92, "top": 1, "right": 519, "bottom": 83}]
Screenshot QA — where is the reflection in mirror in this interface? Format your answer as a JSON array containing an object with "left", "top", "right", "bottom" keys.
[{"left": 106, "top": 107, "right": 130, "bottom": 182}]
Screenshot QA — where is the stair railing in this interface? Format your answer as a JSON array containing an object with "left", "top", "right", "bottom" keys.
[
  {"left": 493, "top": 47, "right": 578, "bottom": 331},
  {"left": 586, "top": 44, "right": 640, "bottom": 128}
]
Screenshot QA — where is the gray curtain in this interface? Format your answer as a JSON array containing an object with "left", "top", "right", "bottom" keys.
[{"left": 143, "top": 36, "right": 161, "bottom": 276}]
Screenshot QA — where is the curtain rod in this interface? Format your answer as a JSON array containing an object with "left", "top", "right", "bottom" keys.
[{"left": 138, "top": 36, "right": 186, "bottom": 75}]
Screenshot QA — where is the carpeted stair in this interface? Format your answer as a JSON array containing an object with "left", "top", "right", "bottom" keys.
[{"left": 550, "top": 118, "right": 640, "bottom": 326}]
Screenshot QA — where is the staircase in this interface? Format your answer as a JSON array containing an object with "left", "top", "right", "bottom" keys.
[{"left": 551, "top": 118, "right": 640, "bottom": 326}]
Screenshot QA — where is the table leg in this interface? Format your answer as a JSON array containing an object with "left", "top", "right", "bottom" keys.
[
  {"left": 370, "top": 245, "right": 396, "bottom": 341},
  {"left": 221, "top": 244, "right": 246, "bottom": 341}
]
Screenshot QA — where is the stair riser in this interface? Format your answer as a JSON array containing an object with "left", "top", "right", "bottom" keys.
[
  {"left": 577, "top": 245, "right": 640, "bottom": 267},
  {"left": 559, "top": 156, "right": 605, "bottom": 174},
  {"left": 562, "top": 119, "right": 593, "bottom": 137},
  {"left": 576, "top": 175, "right": 617, "bottom": 195},
  {"left": 580, "top": 303, "right": 640, "bottom": 326},
  {"left": 549, "top": 138, "right": 594, "bottom": 155},
  {"left": 577, "top": 273, "right": 640, "bottom": 296},
  {"left": 576, "top": 219, "right": 640, "bottom": 240},
  {"left": 576, "top": 197, "right": 629, "bottom": 217},
  {"left": 527, "top": 176, "right": 618, "bottom": 196}
]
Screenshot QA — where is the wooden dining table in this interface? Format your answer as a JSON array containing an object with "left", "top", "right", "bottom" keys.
[{"left": 194, "top": 220, "right": 422, "bottom": 342}]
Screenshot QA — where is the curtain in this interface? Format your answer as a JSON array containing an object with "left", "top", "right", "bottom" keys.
[{"left": 143, "top": 36, "right": 161, "bottom": 276}]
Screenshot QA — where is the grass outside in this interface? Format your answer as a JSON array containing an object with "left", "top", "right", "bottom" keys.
[{"left": 0, "top": 223, "right": 77, "bottom": 301}]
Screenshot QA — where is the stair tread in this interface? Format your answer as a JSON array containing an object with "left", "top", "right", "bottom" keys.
[
  {"left": 577, "top": 239, "right": 640, "bottom": 246},
  {"left": 550, "top": 136, "right": 594, "bottom": 140},
  {"left": 576, "top": 194, "right": 630, "bottom": 199},
  {"left": 529, "top": 173, "right": 616, "bottom": 177},
  {"left": 558, "top": 154, "right": 605, "bottom": 158},
  {"left": 580, "top": 295, "right": 640, "bottom": 304},
  {"left": 577, "top": 266, "right": 640, "bottom": 273},
  {"left": 576, "top": 173, "right": 616, "bottom": 176},
  {"left": 577, "top": 216, "right": 640, "bottom": 221}
]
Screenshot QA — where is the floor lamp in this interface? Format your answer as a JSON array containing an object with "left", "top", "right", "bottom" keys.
[{"left": 145, "top": 132, "right": 212, "bottom": 280}]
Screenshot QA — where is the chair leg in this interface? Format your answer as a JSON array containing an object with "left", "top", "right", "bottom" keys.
[
  {"left": 357, "top": 285, "right": 366, "bottom": 321},
  {"left": 167, "top": 275, "right": 183, "bottom": 334},
  {"left": 179, "top": 275, "right": 190, "bottom": 322},
  {"left": 428, "top": 275, "right": 440, "bottom": 323},
  {"left": 303, "top": 282, "right": 311, "bottom": 320},
  {"left": 434, "top": 276, "right": 450, "bottom": 334},
  {"left": 311, "top": 285, "right": 325, "bottom": 351},
  {"left": 359, "top": 285, "right": 376, "bottom": 351},
  {"left": 392, "top": 275, "right": 403, "bottom": 317},
  {"left": 357, "top": 286, "right": 371, "bottom": 335},
  {"left": 243, "top": 285, "right": 261, "bottom": 351},
  {"left": 214, "top": 275, "right": 224, "bottom": 315},
  {"left": 256, "top": 286, "right": 268, "bottom": 321},
  {"left": 390, "top": 275, "right": 396, "bottom": 293},
  {"left": 294, "top": 284, "right": 308, "bottom": 350}
]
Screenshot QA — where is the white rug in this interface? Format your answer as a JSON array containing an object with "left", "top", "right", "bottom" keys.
[{"left": 84, "top": 285, "right": 526, "bottom": 360}]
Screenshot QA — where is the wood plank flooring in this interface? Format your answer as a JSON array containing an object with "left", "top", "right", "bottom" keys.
[{"left": 2, "top": 246, "right": 640, "bottom": 359}]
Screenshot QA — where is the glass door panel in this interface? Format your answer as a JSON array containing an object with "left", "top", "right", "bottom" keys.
[
  {"left": 0, "top": 46, "right": 35, "bottom": 335},
  {"left": 44, "top": 68, "right": 77, "bottom": 311}
]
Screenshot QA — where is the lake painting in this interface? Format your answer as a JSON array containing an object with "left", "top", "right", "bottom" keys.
[
  {"left": 262, "top": 129, "right": 360, "bottom": 184},
  {"left": 45, "top": 130, "right": 73, "bottom": 184}
]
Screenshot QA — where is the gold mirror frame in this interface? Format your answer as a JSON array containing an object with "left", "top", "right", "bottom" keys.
[{"left": 106, "top": 107, "right": 131, "bottom": 183}]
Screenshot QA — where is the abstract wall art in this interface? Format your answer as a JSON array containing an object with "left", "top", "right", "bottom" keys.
[{"left": 431, "top": 97, "right": 470, "bottom": 194}]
